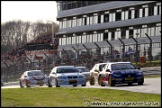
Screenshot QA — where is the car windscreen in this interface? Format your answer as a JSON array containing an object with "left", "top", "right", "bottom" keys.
[
  {"left": 57, "top": 67, "right": 79, "bottom": 73},
  {"left": 77, "top": 68, "right": 89, "bottom": 72},
  {"left": 111, "top": 63, "right": 135, "bottom": 70},
  {"left": 28, "top": 71, "right": 44, "bottom": 76},
  {"left": 99, "top": 64, "right": 106, "bottom": 71}
]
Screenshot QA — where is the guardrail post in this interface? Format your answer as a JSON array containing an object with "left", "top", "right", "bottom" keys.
[
  {"left": 131, "top": 36, "right": 139, "bottom": 65},
  {"left": 118, "top": 38, "right": 125, "bottom": 61},
  {"left": 72, "top": 46, "right": 78, "bottom": 63},
  {"left": 145, "top": 33, "right": 152, "bottom": 63},
  {"left": 94, "top": 42, "right": 101, "bottom": 62},
  {"left": 82, "top": 44, "right": 90, "bottom": 65},
  {"left": 105, "top": 40, "right": 113, "bottom": 62}
]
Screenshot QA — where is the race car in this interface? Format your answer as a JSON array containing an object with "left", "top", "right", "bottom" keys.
[
  {"left": 48, "top": 66, "right": 86, "bottom": 87},
  {"left": 89, "top": 63, "right": 107, "bottom": 85},
  {"left": 99, "top": 62, "right": 144, "bottom": 86},
  {"left": 19, "top": 70, "right": 49, "bottom": 88}
]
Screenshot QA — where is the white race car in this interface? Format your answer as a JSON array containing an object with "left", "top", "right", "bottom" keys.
[
  {"left": 48, "top": 66, "right": 86, "bottom": 87},
  {"left": 19, "top": 70, "right": 49, "bottom": 88}
]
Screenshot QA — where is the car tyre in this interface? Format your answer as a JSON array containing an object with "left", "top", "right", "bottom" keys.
[
  {"left": 20, "top": 80, "right": 24, "bottom": 88},
  {"left": 128, "top": 83, "right": 132, "bottom": 86},
  {"left": 81, "top": 83, "right": 86, "bottom": 86},
  {"left": 26, "top": 80, "right": 31, "bottom": 88},
  {"left": 55, "top": 80, "right": 60, "bottom": 87},
  {"left": 73, "top": 85, "right": 77, "bottom": 87},
  {"left": 99, "top": 76, "right": 105, "bottom": 86},
  {"left": 48, "top": 79, "right": 52, "bottom": 87},
  {"left": 98, "top": 76, "right": 101, "bottom": 85},
  {"left": 108, "top": 76, "right": 115, "bottom": 86},
  {"left": 89, "top": 75, "right": 95, "bottom": 85},
  {"left": 138, "top": 82, "right": 144, "bottom": 85}
]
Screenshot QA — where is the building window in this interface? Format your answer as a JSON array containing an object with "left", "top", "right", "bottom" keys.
[
  {"left": 142, "top": 8, "right": 145, "bottom": 17},
  {"left": 148, "top": 6, "right": 154, "bottom": 16},
  {"left": 72, "top": 2, "right": 77, "bottom": 8},
  {"left": 111, "top": 32, "right": 115, "bottom": 40},
  {"left": 116, "top": 12, "right": 121, "bottom": 21},
  {"left": 157, "top": 5, "right": 161, "bottom": 15},
  {"left": 129, "top": 29, "right": 133, "bottom": 38},
  {"left": 104, "top": 14, "right": 109, "bottom": 22},
  {"left": 135, "top": 9, "right": 139, "bottom": 18},
  {"left": 103, "top": 32, "right": 108, "bottom": 40},
  {"left": 67, "top": 2, "right": 72, "bottom": 9},
  {"left": 98, "top": 15, "right": 101, "bottom": 23},
  {"left": 128, "top": 10, "right": 131, "bottom": 19},
  {"left": 121, "top": 30, "right": 126, "bottom": 39}
]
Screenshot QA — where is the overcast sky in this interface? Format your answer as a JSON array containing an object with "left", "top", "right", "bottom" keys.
[{"left": 1, "top": 1, "right": 58, "bottom": 24}]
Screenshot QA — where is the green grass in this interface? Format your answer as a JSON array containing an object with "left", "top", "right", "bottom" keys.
[
  {"left": 144, "top": 75, "right": 161, "bottom": 78},
  {"left": 1, "top": 88, "right": 161, "bottom": 107}
]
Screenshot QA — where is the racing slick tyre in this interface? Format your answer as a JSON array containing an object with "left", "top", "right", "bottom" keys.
[
  {"left": 26, "top": 80, "right": 31, "bottom": 88},
  {"left": 55, "top": 80, "right": 60, "bottom": 87},
  {"left": 138, "top": 82, "right": 144, "bottom": 85},
  {"left": 99, "top": 76, "right": 105, "bottom": 86},
  {"left": 89, "top": 75, "right": 95, "bottom": 85},
  {"left": 98, "top": 75, "right": 101, "bottom": 85},
  {"left": 48, "top": 79, "right": 52, "bottom": 87},
  {"left": 108, "top": 76, "right": 115, "bottom": 86},
  {"left": 20, "top": 80, "right": 24, "bottom": 88},
  {"left": 81, "top": 83, "right": 86, "bottom": 87},
  {"left": 128, "top": 83, "right": 132, "bottom": 86}
]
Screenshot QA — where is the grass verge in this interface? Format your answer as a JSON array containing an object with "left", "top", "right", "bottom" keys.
[
  {"left": 144, "top": 75, "right": 161, "bottom": 78},
  {"left": 1, "top": 88, "right": 161, "bottom": 107}
]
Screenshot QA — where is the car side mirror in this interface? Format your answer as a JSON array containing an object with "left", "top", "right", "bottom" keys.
[
  {"left": 94, "top": 70, "right": 99, "bottom": 73},
  {"left": 106, "top": 69, "right": 110, "bottom": 72},
  {"left": 135, "top": 66, "right": 140, "bottom": 70},
  {"left": 52, "top": 72, "right": 56, "bottom": 74}
]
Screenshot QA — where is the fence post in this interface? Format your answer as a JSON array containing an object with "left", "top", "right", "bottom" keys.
[
  {"left": 105, "top": 40, "right": 113, "bottom": 62},
  {"left": 145, "top": 33, "right": 152, "bottom": 63},
  {"left": 118, "top": 38, "right": 125, "bottom": 61},
  {"left": 94, "top": 42, "right": 101, "bottom": 62},
  {"left": 131, "top": 36, "right": 139, "bottom": 65}
]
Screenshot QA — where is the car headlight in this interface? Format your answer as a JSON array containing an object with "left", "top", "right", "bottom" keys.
[
  {"left": 136, "top": 72, "right": 143, "bottom": 75},
  {"left": 57, "top": 76, "right": 66, "bottom": 79},
  {"left": 113, "top": 74, "right": 122, "bottom": 77}
]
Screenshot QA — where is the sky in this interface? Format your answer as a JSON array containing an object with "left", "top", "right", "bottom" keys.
[{"left": 1, "top": 1, "right": 59, "bottom": 24}]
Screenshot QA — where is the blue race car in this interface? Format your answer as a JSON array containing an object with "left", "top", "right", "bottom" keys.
[{"left": 98, "top": 62, "right": 144, "bottom": 86}]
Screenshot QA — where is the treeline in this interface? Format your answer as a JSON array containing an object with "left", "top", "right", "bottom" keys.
[{"left": 1, "top": 20, "right": 59, "bottom": 54}]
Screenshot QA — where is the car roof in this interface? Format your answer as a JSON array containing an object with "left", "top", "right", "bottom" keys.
[
  {"left": 26, "top": 70, "right": 42, "bottom": 72},
  {"left": 76, "top": 66, "right": 88, "bottom": 68},
  {"left": 54, "top": 66, "right": 75, "bottom": 68},
  {"left": 95, "top": 63, "right": 107, "bottom": 65},
  {"left": 106, "top": 62, "right": 131, "bottom": 64}
]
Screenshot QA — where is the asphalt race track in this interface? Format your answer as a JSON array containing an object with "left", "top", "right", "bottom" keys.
[{"left": 1, "top": 78, "right": 161, "bottom": 94}]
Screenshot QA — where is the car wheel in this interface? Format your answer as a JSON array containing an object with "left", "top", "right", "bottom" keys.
[
  {"left": 81, "top": 82, "right": 86, "bottom": 86},
  {"left": 99, "top": 76, "right": 105, "bottom": 86},
  {"left": 98, "top": 76, "right": 101, "bottom": 85},
  {"left": 128, "top": 83, "right": 132, "bottom": 86},
  {"left": 48, "top": 79, "right": 52, "bottom": 87},
  {"left": 20, "top": 80, "right": 24, "bottom": 88},
  {"left": 73, "top": 85, "right": 77, "bottom": 87},
  {"left": 108, "top": 76, "right": 115, "bottom": 86},
  {"left": 138, "top": 82, "right": 144, "bottom": 85},
  {"left": 89, "top": 75, "right": 95, "bottom": 85},
  {"left": 55, "top": 80, "right": 60, "bottom": 87},
  {"left": 26, "top": 80, "right": 31, "bottom": 88}
]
